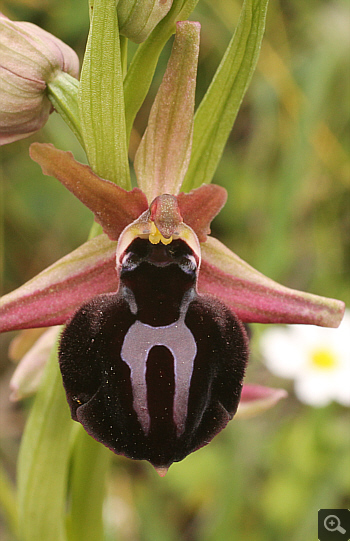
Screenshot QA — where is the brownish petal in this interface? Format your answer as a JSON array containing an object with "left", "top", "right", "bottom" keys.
[
  {"left": 30, "top": 143, "right": 149, "bottom": 240},
  {"left": 177, "top": 184, "right": 227, "bottom": 242}
]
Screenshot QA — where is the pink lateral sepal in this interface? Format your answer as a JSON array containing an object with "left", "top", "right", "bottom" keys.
[
  {"left": 199, "top": 236, "right": 345, "bottom": 328},
  {"left": 0, "top": 234, "right": 118, "bottom": 332}
]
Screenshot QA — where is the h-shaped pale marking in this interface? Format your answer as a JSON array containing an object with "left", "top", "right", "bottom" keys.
[{"left": 121, "top": 318, "right": 197, "bottom": 437}]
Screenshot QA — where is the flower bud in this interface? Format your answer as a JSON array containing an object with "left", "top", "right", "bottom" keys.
[
  {"left": 0, "top": 14, "right": 79, "bottom": 145},
  {"left": 117, "top": 0, "right": 173, "bottom": 43}
]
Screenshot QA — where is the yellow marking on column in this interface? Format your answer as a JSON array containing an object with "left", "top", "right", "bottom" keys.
[{"left": 149, "top": 222, "right": 172, "bottom": 245}]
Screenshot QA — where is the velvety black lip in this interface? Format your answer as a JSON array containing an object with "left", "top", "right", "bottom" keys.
[
  {"left": 59, "top": 291, "right": 248, "bottom": 468},
  {"left": 59, "top": 237, "right": 249, "bottom": 468}
]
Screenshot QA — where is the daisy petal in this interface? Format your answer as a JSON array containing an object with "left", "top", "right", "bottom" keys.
[
  {"left": 30, "top": 143, "right": 148, "bottom": 240},
  {"left": 260, "top": 314, "right": 350, "bottom": 407},
  {"left": 199, "top": 236, "right": 345, "bottom": 328},
  {"left": 0, "top": 234, "right": 118, "bottom": 332}
]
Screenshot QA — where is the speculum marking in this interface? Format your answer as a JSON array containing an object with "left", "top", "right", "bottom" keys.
[{"left": 121, "top": 318, "right": 197, "bottom": 437}]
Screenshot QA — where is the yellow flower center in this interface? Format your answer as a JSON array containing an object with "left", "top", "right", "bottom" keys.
[
  {"left": 310, "top": 349, "right": 338, "bottom": 370},
  {"left": 149, "top": 222, "right": 172, "bottom": 245}
]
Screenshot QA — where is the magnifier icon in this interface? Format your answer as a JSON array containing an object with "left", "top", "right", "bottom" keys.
[{"left": 324, "top": 515, "right": 346, "bottom": 534}]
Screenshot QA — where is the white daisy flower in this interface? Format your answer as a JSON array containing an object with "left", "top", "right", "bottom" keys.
[{"left": 260, "top": 310, "right": 350, "bottom": 407}]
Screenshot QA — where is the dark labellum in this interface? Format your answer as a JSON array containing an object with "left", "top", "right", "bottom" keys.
[{"left": 59, "top": 238, "right": 248, "bottom": 469}]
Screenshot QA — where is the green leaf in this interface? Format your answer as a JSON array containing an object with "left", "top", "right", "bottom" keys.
[
  {"left": 123, "top": 0, "right": 200, "bottom": 141},
  {"left": 66, "top": 426, "right": 111, "bottom": 541},
  {"left": 181, "top": 0, "right": 270, "bottom": 192},
  {"left": 79, "top": 0, "right": 130, "bottom": 188},
  {"left": 17, "top": 336, "right": 74, "bottom": 541}
]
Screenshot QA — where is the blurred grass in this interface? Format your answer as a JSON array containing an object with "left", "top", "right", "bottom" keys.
[{"left": 0, "top": 0, "right": 349, "bottom": 540}]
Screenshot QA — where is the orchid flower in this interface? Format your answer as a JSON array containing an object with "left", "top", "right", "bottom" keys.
[{"left": 0, "top": 20, "right": 345, "bottom": 472}]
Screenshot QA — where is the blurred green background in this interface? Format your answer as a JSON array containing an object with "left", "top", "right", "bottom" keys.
[{"left": 0, "top": 0, "right": 349, "bottom": 540}]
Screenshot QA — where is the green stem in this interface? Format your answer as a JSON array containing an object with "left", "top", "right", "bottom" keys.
[
  {"left": 17, "top": 337, "right": 73, "bottom": 541},
  {"left": 66, "top": 426, "right": 111, "bottom": 541},
  {"left": 47, "top": 73, "right": 84, "bottom": 149},
  {"left": 0, "top": 463, "right": 18, "bottom": 539}
]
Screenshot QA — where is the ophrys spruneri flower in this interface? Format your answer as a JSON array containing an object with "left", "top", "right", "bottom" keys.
[{"left": 0, "top": 22, "right": 344, "bottom": 472}]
